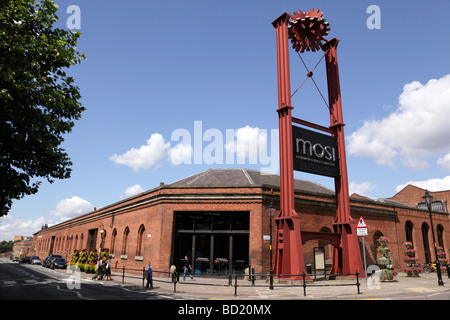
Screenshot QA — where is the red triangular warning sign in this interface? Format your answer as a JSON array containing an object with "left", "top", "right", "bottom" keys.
[{"left": 357, "top": 216, "right": 367, "bottom": 228}]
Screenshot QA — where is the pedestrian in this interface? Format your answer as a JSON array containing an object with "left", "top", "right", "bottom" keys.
[
  {"left": 92, "top": 258, "right": 102, "bottom": 280},
  {"left": 183, "top": 255, "right": 193, "bottom": 281},
  {"left": 104, "top": 258, "right": 112, "bottom": 280},
  {"left": 97, "top": 258, "right": 104, "bottom": 280},
  {"left": 146, "top": 261, "right": 153, "bottom": 289}
]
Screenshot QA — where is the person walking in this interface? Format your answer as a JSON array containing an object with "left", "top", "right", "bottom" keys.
[
  {"left": 183, "top": 255, "right": 193, "bottom": 281},
  {"left": 93, "top": 257, "right": 103, "bottom": 280},
  {"left": 146, "top": 261, "right": 153, "bottom": 289},
  {"left": 104, "top": 258, "right": 112, "bottom": 281}
]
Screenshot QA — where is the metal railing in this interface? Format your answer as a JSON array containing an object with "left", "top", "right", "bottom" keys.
[
  {"left": 113, "top": 266, "right": 361, "bottom": 297},
  {"left": 112, "top": 266, "right": 175, "bottom": 287},
  {"left": 226, "top": 271, "right": 362, "bottom": 296}
]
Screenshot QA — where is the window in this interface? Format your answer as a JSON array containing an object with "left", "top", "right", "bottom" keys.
[
  {"left": 122, "top": 227, "right": 129, "bottom": 257},
  {"left": 110, "top": 229, "right": 117, "bottom": 255},
  {"left": 437, "top": 224, "right": 445, "bottom": 249},
  {"left": 417, "top": 200, "right": 446, "bottom": 213},
  {"left": 405, "top": 221, "right": 413, "bottom": 244},
  {"left": 422, "top": 223, "right": 431, "bottom": 264},
  {"left": 136, "top": 225, "right": 145, "bottom": 257}
]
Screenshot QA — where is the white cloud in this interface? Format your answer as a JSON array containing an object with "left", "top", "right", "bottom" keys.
[
  {"left": 349, "top": 181, "right": 376, "bottom": 196},
  {"left": 347, "top": 74, "right": 450, "bottom": 170},
  {"left": 0, "top": 196, "right": 94, "bottom": 240},
  {"left": 224, "top": 126, "right": 267, "bottom": 163},
  {"left": 109, "top": 133, "right": 170, "bottom": 172},
  {"left": 396, "top": 176, "right": 450, "bottom": 193},
  {"left": 0, "top": 215, "right": 47, "bottom": 241},
  {"left": 50, "top": 196, "right": 95, "bottom": 222},
  {"left": 124, "top": 184, "right": 145, "bottom": 197},
  {"left": 168, "top": 143, "right": 193, "bottom": 165},
  {"left": 437, "top": 153, "right": 450, "bottom": 171}
]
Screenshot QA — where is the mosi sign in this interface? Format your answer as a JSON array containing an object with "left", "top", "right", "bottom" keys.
[{"left": 292, "top": 125, "right": 339, "bottom": 177}]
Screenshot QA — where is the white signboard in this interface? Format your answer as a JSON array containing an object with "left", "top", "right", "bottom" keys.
[{"left": 357, "top": 228, "right": 368, "bottom": 236}]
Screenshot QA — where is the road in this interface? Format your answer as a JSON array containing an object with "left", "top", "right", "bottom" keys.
[{"left": 0, "top": 258, "right": 188, "bottom": 300}]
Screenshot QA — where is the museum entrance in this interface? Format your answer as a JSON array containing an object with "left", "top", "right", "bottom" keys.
[{"left": 173, "top": 211, "right": 249, "bottom": 275}]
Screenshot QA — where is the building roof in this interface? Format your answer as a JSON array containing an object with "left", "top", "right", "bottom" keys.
[
  {"left": 169, "top": 168, "right": 335, "bottom": 196},
  {"left": 350, "top": 193, "right": 413, "bottom": 209},
  {"left": 391, "top": 184, "right": 450, "bottom": 212}
]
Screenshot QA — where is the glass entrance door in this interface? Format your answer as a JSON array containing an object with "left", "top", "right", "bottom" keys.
[
  {"left": 213, "top": 235, "right": 230, "bottom": 275},
  {"left": 175, "top": 233, "right": 249, "bottom": 275},
  {"left": 174, "top": 211, "right": 249, "bottom": 275},
  {"left": 194, "top": 234, "right": 211, "bottom": 274}
]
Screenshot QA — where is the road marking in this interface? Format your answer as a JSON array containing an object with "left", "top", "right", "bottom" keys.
[
  {"left": 56, "top": 285, "right": 94, "bottom": 300},
  {"left": 427, "top": 292, "right": 440, "bottom": 297},
  {"left": 24, "top": 279, "right": 38, "bottom": 284},
  {"left": 406, "top": 287, "right": 436, "bottom": 293}
]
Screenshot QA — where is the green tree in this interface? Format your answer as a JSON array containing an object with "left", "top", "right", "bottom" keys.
[{"left": 0, "top": 0, "right": 86, "bottom": 216}]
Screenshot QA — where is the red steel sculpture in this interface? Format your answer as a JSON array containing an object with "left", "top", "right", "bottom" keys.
[{"left": 272, "top": 9, "right": 364, "bottom": 278}]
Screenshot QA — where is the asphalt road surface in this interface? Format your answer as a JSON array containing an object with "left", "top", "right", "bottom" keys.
[{"left": 0, "top": 259, "right": 187, "bottom": 300}]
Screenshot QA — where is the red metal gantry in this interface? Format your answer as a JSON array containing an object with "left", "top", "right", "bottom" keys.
[{"left": 272, "top": 10, "right": 364, "bottom": 279}]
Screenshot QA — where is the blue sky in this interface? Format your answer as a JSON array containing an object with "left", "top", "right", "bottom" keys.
[{"left": 2, "top": 0, "right": 450, "bottom": 240}]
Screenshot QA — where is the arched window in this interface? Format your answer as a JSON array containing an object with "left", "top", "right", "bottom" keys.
[
  {"left": 80, "top": 233, "right": 84, "bottom": 250},
  {"left": 110, "top": 229, "right": 117, "bottom": 255},
  {"left": 437, "top": 224, "right": 445, "bottom": 249},
  {"left": 318, "top": 227, "right": 333, "bottom": 265},
  {"left": 372, "top": 231, "right": 384, "bottom": 263},
  {"left": 405, "top": 220, "right": 414, "bottom": 244},
  {"left": 122, "top": 227, "right": 130, "bottom": 257},
  {"left": 137, "top": 224, "right": 145, "bottom": 257},
  {"left": 422, "top": 223, "right": 431, "bottom": 264}
]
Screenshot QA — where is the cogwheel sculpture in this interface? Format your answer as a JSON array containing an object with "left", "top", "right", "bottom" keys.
[{"left": 288, "top": 9, "right": 330, "bottom": 53}]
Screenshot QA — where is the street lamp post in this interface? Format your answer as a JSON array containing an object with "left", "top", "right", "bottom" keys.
[
  {"left": 267, "top": 201, "right": 276, "bottom": 290},
  {"left": 99, "top": 229, "right": 105, "bottom": 253},
  {"left": 422, "top": 190, "right": 444, "bottom": 286}
]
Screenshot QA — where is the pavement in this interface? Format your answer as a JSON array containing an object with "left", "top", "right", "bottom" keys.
[{"left": 80, "top": 269, "right": 450, "bottom": 300}]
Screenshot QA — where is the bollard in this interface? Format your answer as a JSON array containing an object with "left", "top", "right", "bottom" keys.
[
  {"left": 251, "top": 268, "right": 255, "bottom": 286},
  {"left": 122, "top": 266, "right": 125, "bottom": 284},
  {"left": 142, "top": 267, "right": 145, "bottom": 287},
  {"left": 234, "top": 274, "right": 238, "bottom": 296},
  {"left": 302, "top": 271, "right": 307, "bottom": 296},
  {"left": 356, "top": 270, "right": 361, "bottom": 294},
  {"left": 173, "top": 271, "right": 177, "bottom": 293}
]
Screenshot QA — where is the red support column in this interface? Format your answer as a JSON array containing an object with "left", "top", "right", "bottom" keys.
[
  {"left": 272, "top": 13, "right": 306, "bottom": 279},
  {"left": 322, "top": 39, "right": 364, "bottom": 275}
]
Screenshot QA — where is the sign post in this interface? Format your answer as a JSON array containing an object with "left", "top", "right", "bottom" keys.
[{"left": 356, "top": 216, "right": 368, "bottom": 279}]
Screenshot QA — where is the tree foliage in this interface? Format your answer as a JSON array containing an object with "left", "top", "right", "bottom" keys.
[{"left": 0, "top": 0, "right": 86, "bottom": 216}]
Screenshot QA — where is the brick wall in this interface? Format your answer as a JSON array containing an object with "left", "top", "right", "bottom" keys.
[{"left": 32, "top": 184, "right": 450, "bottom": 275}]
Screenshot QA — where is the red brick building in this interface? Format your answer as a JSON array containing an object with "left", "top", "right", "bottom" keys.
[{"left": 31, "top": 169, "right": 450, "bottom": 275}]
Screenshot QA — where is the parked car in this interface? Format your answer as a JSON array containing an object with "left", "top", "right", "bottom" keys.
[
  {"left": 31, "top": 257, "right": 42, "bottom": 265},
  {"left": 29, "top": 256, "right": 39, "bottom": 263},
  {"left": 19, "top": 256, "right": 31, "bottom": 264},
  {"left": 51, "top": 258, "right": 67, "bottom": 269},
  {"left": 43, "top": 254, "right": 62, "bottom": 268}
]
